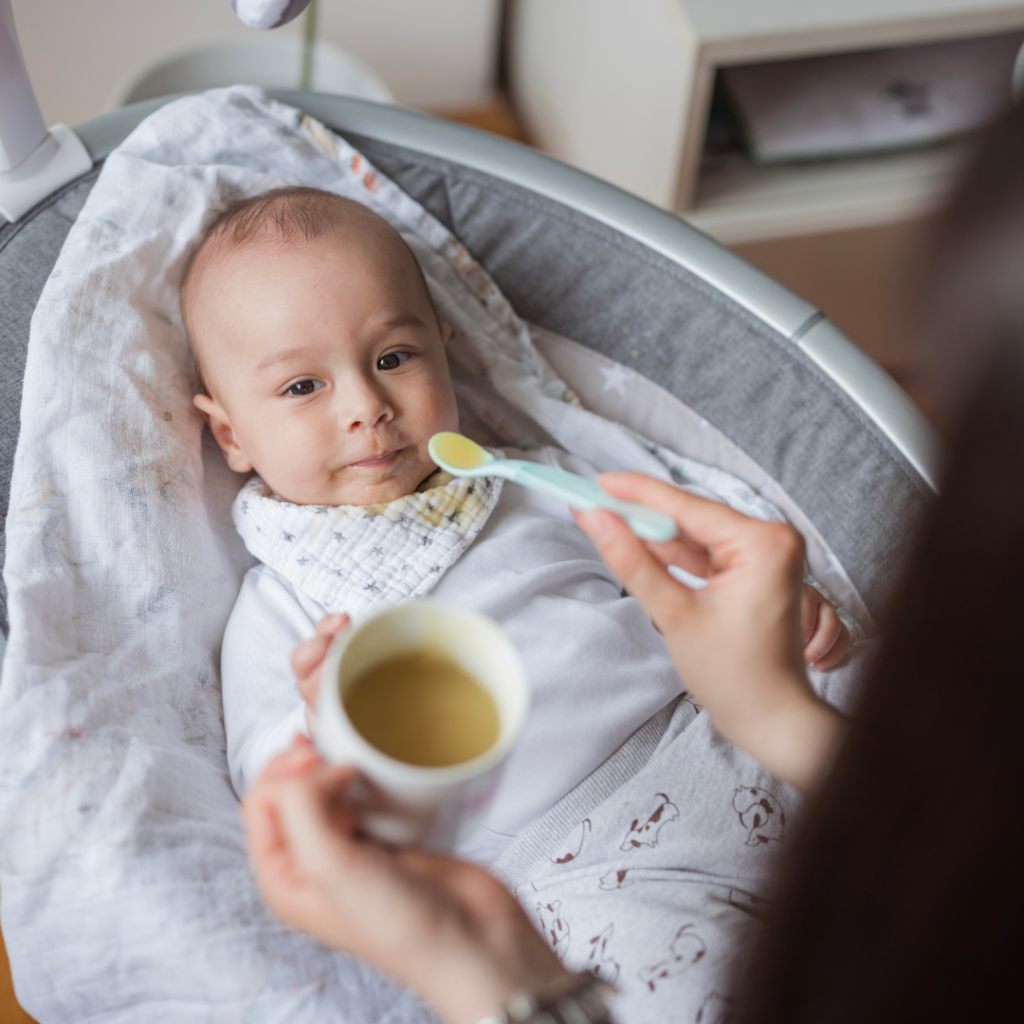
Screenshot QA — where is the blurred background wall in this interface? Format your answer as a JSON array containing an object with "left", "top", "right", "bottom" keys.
[{"left": 11, "top": 0, "right": 502, "bottom": 125}]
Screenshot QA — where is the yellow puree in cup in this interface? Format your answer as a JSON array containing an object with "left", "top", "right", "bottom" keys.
[{"left": 343, "top": 651, "right": 500, "bottom": 767}]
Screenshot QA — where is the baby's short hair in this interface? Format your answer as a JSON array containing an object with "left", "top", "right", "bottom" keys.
[
  {"left": 194, "top": 185, "right": 370, "bottom": 256},
  {"left": 181, "top": 186, "right": 432, "bottom": 390}
]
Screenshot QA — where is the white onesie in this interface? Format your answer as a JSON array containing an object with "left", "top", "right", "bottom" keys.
[{"left": 221, "top": 447, "right": 683, "bottom": 864}]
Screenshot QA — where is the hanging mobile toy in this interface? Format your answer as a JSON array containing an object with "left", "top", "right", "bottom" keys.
[{"left": 231, "top": 0, "right": 314, "bottom": 30}]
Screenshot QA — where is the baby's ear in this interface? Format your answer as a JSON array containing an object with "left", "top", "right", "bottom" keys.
[
  {"left": 440, "top": 322, "right": 452, "bottom": 346},
  {"left": 192, "top": 394, "right": 253, "bottom": 474}
]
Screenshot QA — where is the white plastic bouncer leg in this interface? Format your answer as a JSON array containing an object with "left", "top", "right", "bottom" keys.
[{"left": 0, "top": 0, "right": 92, "bottom": 223}]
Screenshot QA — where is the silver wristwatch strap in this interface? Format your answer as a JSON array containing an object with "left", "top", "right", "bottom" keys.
[{"left": 476, "top": 972, "right": 616, "bottom": 1024}]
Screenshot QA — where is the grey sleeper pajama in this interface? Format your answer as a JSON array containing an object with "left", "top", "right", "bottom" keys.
[{"left": 493, "top": 697, "right": 795, "bottom": 1024}]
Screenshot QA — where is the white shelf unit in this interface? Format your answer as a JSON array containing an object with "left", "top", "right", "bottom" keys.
[{"left": 509, "top": 0, "right": 1024, "bottom": 244}]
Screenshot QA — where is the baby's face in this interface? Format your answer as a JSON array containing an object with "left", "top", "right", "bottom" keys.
[{"left": 192, "top": 234, "right": 458, "bottom": 506}]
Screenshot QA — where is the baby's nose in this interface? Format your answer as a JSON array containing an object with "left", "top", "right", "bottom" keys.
[{"left": 341, "top": 381, "right": 392, "bottom": 430}]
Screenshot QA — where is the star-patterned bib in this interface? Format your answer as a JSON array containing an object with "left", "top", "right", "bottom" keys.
[{"left": 233, "top": 466, "right": 504, "bottom": 622}]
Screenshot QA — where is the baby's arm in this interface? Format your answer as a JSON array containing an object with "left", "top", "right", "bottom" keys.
[{"left": 222, "top": 565, "right": 318, "bottom": 797}]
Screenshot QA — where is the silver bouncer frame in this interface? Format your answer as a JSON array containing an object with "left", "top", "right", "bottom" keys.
[{"left": 75, "top": 90, "right": 942, "bottom": 492}]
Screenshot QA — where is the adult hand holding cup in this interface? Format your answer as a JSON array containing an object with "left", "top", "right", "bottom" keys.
[
  {"left": 242, "top": 736, "right": 569, "bottom": 1024},
  {"left": 311, "top": 601, "right": 529, "bottom": 848}
]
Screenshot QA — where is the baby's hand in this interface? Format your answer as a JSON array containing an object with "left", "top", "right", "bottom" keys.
[
  {"left": 292, "top": 614, "right": 350, "bottom": 732},
  {"left": 800, "top": 585, "right": 849, "bottom": 670}
]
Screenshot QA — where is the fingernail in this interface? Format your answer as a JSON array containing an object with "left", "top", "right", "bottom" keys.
[
  {"left": 288, "top": 750, "right": 321, "bottom": 775},
  {"left": 282, "top": 737, "right": 319, "bottom": 767},
  {"left": 580, "top": 509, "right": 612, "bottom": 541}
]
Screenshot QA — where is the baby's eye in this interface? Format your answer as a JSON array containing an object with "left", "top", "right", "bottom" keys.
[
  {"left": 285, "top": 379, "right": 325, "bottom": 397},
  {"left": 377, "top": 351, "right": 412, "bottom": 372}
]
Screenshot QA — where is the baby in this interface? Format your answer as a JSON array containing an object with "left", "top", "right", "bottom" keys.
[{"left": 183, "top": 187, "right": 848, "bottom": 864}]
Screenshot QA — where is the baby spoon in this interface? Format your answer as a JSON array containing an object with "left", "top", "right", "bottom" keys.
[{"left": 428, "top": 433, "right": 678, "bottom": 543}]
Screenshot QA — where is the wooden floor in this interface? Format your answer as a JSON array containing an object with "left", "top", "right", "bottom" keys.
[
  {"left": 0, "top": 96, "right": 937, "bottom": 1024},
  {"left": 1, "top": 893, "right": 35, "bottom": 1024}
]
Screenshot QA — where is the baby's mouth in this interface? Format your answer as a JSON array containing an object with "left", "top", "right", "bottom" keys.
[{"left": 348, "top": 448, "right": 403, "bottom": 470}]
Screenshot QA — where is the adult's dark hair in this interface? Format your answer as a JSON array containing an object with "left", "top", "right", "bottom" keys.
[{"left": 738, "top": 101, "right": 1024, "bottom": 1023}]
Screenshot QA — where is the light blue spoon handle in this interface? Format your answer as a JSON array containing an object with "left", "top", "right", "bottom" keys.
[{"left": 501, "top": 461, "right": 678, "bottom": 543}]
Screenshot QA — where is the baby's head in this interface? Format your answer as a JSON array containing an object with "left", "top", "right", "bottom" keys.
[{"left": 182, "top": 186, "right": 458, "bottom": 507}]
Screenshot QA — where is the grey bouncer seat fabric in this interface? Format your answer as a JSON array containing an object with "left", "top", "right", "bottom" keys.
[{"left": 0, "top": 90, "right": 939, "bottom": 637}]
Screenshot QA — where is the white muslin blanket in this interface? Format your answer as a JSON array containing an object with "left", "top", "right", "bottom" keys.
[{"left": 0, "top": 88, "right": 868, "bottom": 1021}]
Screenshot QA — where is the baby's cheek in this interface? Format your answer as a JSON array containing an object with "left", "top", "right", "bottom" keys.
[{"left": 428, "top": 368, "right": 460, "bottom": 430}]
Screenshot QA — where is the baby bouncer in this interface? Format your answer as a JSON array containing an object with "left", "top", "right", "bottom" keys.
[{"left": 0, "top": 1, "right": 938, "bottom": 1020}]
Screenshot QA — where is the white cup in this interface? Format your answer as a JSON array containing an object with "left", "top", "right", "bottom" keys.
[{"left": 314, "top": 600, "right": 529, "bottom": 848}]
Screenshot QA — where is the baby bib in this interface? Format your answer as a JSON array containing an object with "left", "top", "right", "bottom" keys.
[{"left": 234, "top": 466, "right": 504, "bottom": 621}]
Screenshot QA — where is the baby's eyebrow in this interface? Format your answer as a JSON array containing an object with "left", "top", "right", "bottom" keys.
[
  {"left": 378, "top": 309, "right": 430, "bottom": 329},
  {"left": 380, "top": 313, "right": 427, "bottom": 332},
  {"left": 255, "top": 347, "right": 309, "bottom": 374}
]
